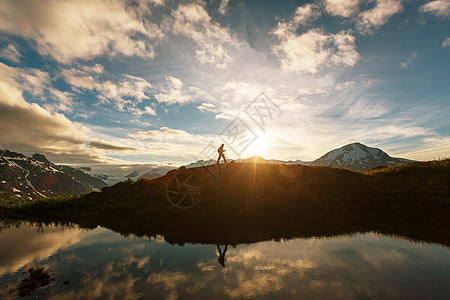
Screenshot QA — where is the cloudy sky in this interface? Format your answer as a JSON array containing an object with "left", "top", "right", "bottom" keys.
[{"left": 0, "top": 0, "right": 449, "bottom": 166}]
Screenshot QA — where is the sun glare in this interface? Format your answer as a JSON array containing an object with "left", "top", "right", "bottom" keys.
[{"left": 245, "top": 135, "right": 269, "bottom": 158}]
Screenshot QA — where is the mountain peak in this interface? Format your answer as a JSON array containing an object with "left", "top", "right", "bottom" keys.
[
  {"left": 1, "top": 149, "right": 107, "bottom": 198},
  {"left": 0, "top": 149, "right": 25, "bottom": 158},
  {"left": 245, "top": 156, "right": 266, "bottom": 162},
  {"left": 32, "top": 153, "right": 53, "bottom": 165},
  {"left": 312, "top": 142, "right": 401, "bottom": 171},
  {"left": 342, "top": 142, "right": 368, "bottom": 150}
]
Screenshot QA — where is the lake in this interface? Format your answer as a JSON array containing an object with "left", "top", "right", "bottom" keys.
[{"left": 0, "top": 220, "right": 449, "bottom": 299}]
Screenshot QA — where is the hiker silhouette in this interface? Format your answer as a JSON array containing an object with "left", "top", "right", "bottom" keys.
[
  {"left": 217, "top": 143, "right": 227, "bottom": 165},
  {"left": 217, "top": 244, "right": 228, "bottom": 267}
]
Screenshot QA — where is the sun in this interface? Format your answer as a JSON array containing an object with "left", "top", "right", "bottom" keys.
[{"left": 245, "top": 135, "right": 269, "bottom": 158}]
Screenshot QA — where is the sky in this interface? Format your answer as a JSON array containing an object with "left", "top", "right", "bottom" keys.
[{"left": 0, "top": 0, "right": 449, "bottom": 167}]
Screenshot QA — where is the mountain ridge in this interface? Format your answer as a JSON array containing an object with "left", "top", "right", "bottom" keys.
[
  {"left": 0, "top": 149, "right": 107, "bottom": 198},
  {"left": 180, "top": 142, "right": 410, "bottom": 172},
  {"left": 0, "top": 142, "right": 411, "bottom": 198},
  {"left": 84, "top": 142, "right": 411, "bottom": 183}
]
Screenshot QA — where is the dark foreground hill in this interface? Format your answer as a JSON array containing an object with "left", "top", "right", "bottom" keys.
[
  {"left": 1, "top": 158, "right": 449, "bottom": 215},
  {"left": 1, "top": 159, "right": 449, "bottom": 245}
]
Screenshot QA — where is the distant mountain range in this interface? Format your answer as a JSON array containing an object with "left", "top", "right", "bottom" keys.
[
  {"left": 182, "top": 142, "right": 411, "bottom": 172},
  {"left": 0, "top": 149, "right": 107, "bottom": 198},
  {"left": 0, "top": 143, "right": 411, "bottom": 198},
  {"left": 137, "top": 166, "right": 177, "bottom": 180},
  {"left": 121, "top": 142, "right": 412, "bottom": 180}
]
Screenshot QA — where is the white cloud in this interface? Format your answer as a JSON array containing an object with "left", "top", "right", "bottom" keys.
[
  {"left": 0, "top": 62, "right": 81, "bottom": 114},
  {"left": 61, "top": 67, "right": 154, "bottom": 112},
  {"left": 293, "top": 3, "right": 322, "bottom": 25},
  {"left": 272, "top": 27, "right": 360, "bottom": 74},
  {"left": 297, "top": 87, "right": 330, "bottom": 96},
  {"left": 154, "top": 75, "right": 211, "bottom": 105},
  {"left": 142, "top": 106, "right": 157, "bottom": 116},
  {"left": 443, "top": 37, "right": 450, "bottom": 47},
  {"left": 127, "top": 127, "right": 221, "bottom": 163},
  {"left": 0, "top": 62, "right": 58, "bottom": 99},
  {"left": 0, "top": 224, "right": 84, "bottom": 277},
  {"left": 130, "top": 127, "right": 191, "bottom": 140},
  {"left": 166, "top": 75, "right": 183, "bottom": 90},
  {"left": 0, "top": 0, "right": 163, "bottom": 63},
  {"left": 271, "top": 3, "right": 321, "bottom": 40},
  {"left": 0, "top": 64, "right": 89, "bottom": 156},
  {"left": 356, "top": 0, "right": 403, "bottom": 35},
  {"left": 400, "top": 52, "right": 417, "bottom": 68},
  {"left": 420, "top": 0, "right": 450, "bottom": 18},
  {"left": 363, "top": 124, "right": 432, "bottom": 139},
  {"left": 218, "top": 0, "right": 230, "bottom": 15},
  {"left": 128, "top": 106, "right": 157, "bottom": 117},
  {"left": 216, "top": 80, "right": 266, "bottom": 104},
  {"left": 171, "top": 3, "right": 240, "bottom": 68},
  {"left": 197, "top": 102, "right": 218, "bottom": 113},
  {"left": 403, "top": 136, "right": 450, "bottom": 160},
  {"left": 0, "top": 63, "right": 150, "bottom": 163},
  {"left": 18, "top": 69, "right": 51, "bottom": 97},
  {"left": 343, "top": 99, "right": 390, "bottom": 120},
  {"left": 335, "top": 81, "right": 356, "bottom": 91},
  {"left": 323, "top": 0, "right": 361, "bottom": 18},
  {"left": 140, "top": 0, "right": 164, "bottom": 7},
  {"left": 210, "top": 80, "right": 272, "bottom": 119},
  {"left": 75, "top": 113, "right": 90, "bottom": 120},
  {"left": 48, "top": 88, "right": 74, "bottom": 112},
  {"left": 0, "top": 43, "right": 21, "bottom": 63},
  {"left": 147, "top": 272, "right": 189, "bottom": 300},
  {"left": 81, "top": 64, "right": 104, "bottom": 74}
]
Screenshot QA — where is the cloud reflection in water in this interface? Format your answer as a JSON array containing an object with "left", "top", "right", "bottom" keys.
[{"left": 0, "top": 222, "right": 448, "bottom": 299}]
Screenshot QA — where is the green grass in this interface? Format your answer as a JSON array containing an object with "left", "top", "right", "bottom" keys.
[
  {"left": 0, "top": 192, "right": 76, "bottom": 214},
  {"left": 0, "top": 177, "right": 169, "bottom": 217},
  {"left": 365, "top": 159, "right": 450, "bottom": 207}
]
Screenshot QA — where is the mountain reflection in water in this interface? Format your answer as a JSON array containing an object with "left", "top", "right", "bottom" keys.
[{"left": 0, "top": 219, "right": 449, "bottom": 299}]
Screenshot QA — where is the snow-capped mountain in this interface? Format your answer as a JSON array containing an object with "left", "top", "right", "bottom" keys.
[
  {"left": 138, "top": 158, "right": 228, "bottom": 180},
  {"left": 311, "top": 142, "right": 411, "bottom": 171},
  {"left": 76, "top": 166, "right": 112, "bottom": 182},
  {"left": 0, "top": 149, "right": 107, "bottom": 198},
  {"left": 1, "top": 142, "right": 411, "bottom": 199},
  {"left": 137, "top": 159, "right": 219, "bottom": 181},
  {"left": 284, "top": 159, "right": 311, "bottom": 165},
  {"left": 30, "top": 153, "right": 107, "bottom": 190},
  {"left": 172, "top": 143, "right": 410, "bottom": 173},
  {"left": 138, "top": 166, "right": 176, "bottom": 180},
  {"left": 125, "top": 170, "right": 140, "bottom": 178},
  {"left": 184, "top": 159, "right": 217, "bottom": 168},
  {"left": 180, "top": 143, "right": 408, "bottom": 172}
]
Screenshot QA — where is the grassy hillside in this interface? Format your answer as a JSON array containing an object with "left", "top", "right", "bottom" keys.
[{"left": 0, "top": 159, "right": 448, "bottom": 218}]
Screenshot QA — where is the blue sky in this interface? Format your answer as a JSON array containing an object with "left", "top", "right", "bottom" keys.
[{"left": 0, "top": 0, "right": 449, "bottom": 167}]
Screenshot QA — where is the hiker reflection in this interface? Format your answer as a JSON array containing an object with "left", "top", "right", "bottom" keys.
[
  {"left": 217, "top": 244, "right": 228, "bottom": 267},
  {"left": 217, "top": 143, "right": 227, "bottom": 165}
]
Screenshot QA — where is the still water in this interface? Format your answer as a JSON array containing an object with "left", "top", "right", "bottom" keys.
[{"left": 0, "top": 221, "right": 448, "bottom": 299}]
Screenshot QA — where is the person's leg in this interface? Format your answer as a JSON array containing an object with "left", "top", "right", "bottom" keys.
[
  {"left": 222, "top": 154, "right": 227, "bottom": 163},
  {"left": 217, "top": 154, "right": 221, "bottom": 164}
]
